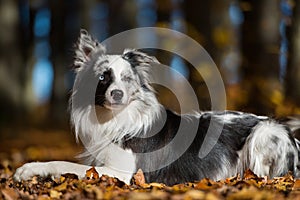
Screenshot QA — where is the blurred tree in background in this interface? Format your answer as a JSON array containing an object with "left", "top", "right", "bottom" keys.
[
  {"left": 0, "top": 0, "right": 300, "bottom": 134},
  {"left": 286, "top": 0, "right": 300, "bottom": 104},
  {"left": 239, "top": 0, "right": 281, "bottom": 114}
]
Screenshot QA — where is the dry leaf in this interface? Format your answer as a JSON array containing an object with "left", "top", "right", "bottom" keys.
[
  {"left": 49, "top": 189, "right": 62, "bottom": 199},
  {"left": 85, "top": 166, "right": 99, "bottom": 179},
  {"left": 293, "top": 180, "right": 300, "bottom": 190},
  {"left": 1, "top": 188, "right": 19, "bottom": 200},
  {"left": 133, "top": 168, "right": 146, "bottom": 186},
  {"left": 194, "top": 178, "right": 220, "bottom": 190},
  {"left": 149, "top": 182, "right": 165, "bottom": 189},
  {"left": 53, "top": 181, "right": 68, "bottom": 192},
  {"left": 184, "top": 190, "right": 205, "bottom": 199},
  {"left": 243, "top": 169, "right": 259, "bottom": 180}
]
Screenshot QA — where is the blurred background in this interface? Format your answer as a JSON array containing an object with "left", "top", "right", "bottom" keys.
[{"left": 0, "top": 0, "right": 300, "bottom": 158}]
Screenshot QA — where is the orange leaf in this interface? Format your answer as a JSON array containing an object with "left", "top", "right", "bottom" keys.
[
  {"left": 85, "top": 166, "right": 99, "bottom": 179},
  {"left": 133, "top": 169, "right": 146, "bottom": 187}
]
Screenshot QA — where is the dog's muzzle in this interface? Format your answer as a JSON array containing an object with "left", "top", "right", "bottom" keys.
[{"left": 111, "top": 89, "right": 124, "bottom": 102}]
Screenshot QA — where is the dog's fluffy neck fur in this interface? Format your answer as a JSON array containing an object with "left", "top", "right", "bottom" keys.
[{"left": 71, "top": 88, "right": 162, "bottom": 165}]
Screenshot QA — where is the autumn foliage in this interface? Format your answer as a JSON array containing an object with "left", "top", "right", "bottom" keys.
[{"left": 1, "top": 161, "right": 300, "bottom": 200}]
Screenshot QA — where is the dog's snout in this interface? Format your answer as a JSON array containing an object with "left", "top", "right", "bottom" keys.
[{"left": 111, "top": 89, "right": 124, "bottom": 101}]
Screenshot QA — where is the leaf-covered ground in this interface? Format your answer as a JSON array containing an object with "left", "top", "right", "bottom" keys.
[
  {"left": 1, "top": 129, "right": 300, "bottom": 199},
  {"left": 2, "top": 163, "right": 300, "bottom": 200},
  {"left": 0, "top": 153, "right": 300, "bottom": 200}
]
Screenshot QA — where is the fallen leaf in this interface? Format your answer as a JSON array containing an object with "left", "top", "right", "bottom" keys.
[
  {"left": 293, "top": 180, "right": 300, "bottom": 190},
  {"left": 31, "top": 176, "right": 38, "bottom": 184},
  {"left": 49, "top": 189, "right": 62, "bottom": 199},
  {"left": 84, "top": 184, "right": 104, "bottom": 199},
  {"left": 184, "top": 190, "right": 205, "bottom": 199},
  {"left": 61, "top": 173, "right": 79, "bottom": 179},
  {"left": 243, "top": 169, "right": 259, "bottom": 180},
  {"left": 194, "top": 178, "right": 220, "bottom": 190},
  {"left": 53, "top": 181, "right": 68, "bottom": 192},
  {"left": 1, "top": 188, "right": 19, "bottom": 200},
  {"left": 133, "top": 169, "right": 146, "bottom": 186},
  {"left": 85, "top": 166, "right": 99, "bottom": 179},
  {"left": 228, "top": 185, "right": 283, "bottom": 200},
  {"left": 149, "top": 182, "right": 165, "bottom": 189}
]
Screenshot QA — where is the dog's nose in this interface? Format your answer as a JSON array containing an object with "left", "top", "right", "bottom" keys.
[{"left": 111, "top": 89, "right": 124, "bottom": 101}]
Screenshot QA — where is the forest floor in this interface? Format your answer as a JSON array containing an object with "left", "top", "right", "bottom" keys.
[{"left": 1, "top": 129, "right": 300, "bottom": 199}]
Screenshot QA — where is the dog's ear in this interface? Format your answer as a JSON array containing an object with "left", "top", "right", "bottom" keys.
[
  {"left": 122, "top": 49, "right": 160, "bottom": 66},
  {"left": 122, "top": 49, "right": 160, "bottom": 90},
  {"left": 74, "top": 29, "right": 106, "bottom": 71}
]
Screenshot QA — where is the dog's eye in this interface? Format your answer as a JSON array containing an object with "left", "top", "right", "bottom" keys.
[{"left": 99, "top": 75, "right": 105, "bottom": 81}]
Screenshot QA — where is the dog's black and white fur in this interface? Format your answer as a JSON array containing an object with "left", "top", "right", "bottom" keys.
[{"left": 14, "top": 30, "right": 300, "bottom": 185}]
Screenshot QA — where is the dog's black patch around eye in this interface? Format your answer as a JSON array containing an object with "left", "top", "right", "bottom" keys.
[
  {"left": 99, "top": 71, "right": 111, "bottom": 83},
  {"left": 95, "top": 69, "right": 113, "bottom": 106}
]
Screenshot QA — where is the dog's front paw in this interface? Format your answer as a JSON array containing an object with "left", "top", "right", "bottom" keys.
[{"left": 14, "top": 162, "right": 51, "bottom": 182}]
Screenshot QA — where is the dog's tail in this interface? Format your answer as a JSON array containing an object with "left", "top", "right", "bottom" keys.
[
  {"left": 284, "top": 116, "right": 300, "bottom": 178},
  {"left": 282, "top": 116, "right": 300, "bottom": 177}
]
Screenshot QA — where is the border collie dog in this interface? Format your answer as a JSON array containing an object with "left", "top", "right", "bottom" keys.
[{"left": 14, "top": 30, "right": 300, "bottom": 185}]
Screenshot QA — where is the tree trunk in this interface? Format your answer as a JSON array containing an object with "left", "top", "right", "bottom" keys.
[
  {"left": 286, "top": 1, "right": 300, "bottom": 103},
  {"left": 0, "top": 0, "right": 24, "bottom": 123},
  {"left": 240, "top": 0, "right": 280, "bottom": 114}
]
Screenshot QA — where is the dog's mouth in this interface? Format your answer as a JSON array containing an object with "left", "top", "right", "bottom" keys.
[{"left": 104, "top": 102, "right": 126, "bottom": 110}]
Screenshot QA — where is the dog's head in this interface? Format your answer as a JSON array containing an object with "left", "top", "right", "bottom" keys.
[{"left": 73, "top": 29, "right": 160, "bottom": 112}]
